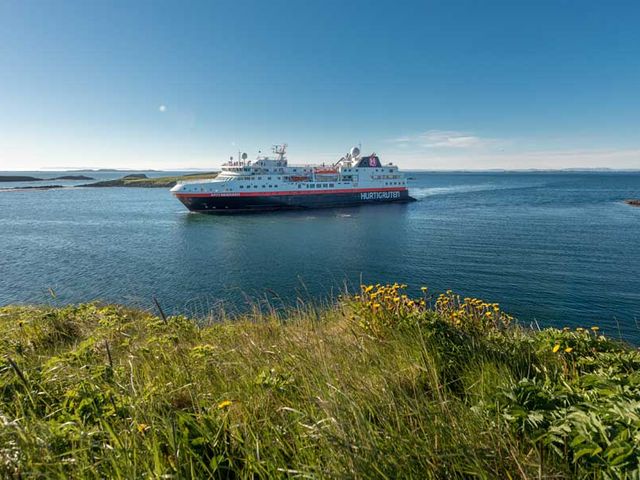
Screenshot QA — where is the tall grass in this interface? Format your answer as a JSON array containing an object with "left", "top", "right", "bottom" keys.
[{"left": 1, "top": 285, "right": 639, "bottom": 478}]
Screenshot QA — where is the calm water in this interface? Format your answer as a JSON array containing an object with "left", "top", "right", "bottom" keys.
[{"left": 1, "top": 171, "right": 639, "bottom": 340}]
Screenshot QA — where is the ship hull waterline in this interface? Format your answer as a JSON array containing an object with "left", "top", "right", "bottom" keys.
[{"left": 174, "top": 189, "right": 416, "bottom": 214}]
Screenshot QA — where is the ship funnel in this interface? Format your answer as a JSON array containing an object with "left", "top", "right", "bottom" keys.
[{"left": 350, "top": 146, "right": 361, "bottom": 158}]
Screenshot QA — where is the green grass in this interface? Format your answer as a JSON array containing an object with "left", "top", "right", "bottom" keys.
[{"left": 1, "top": 286, "right": 639, "bottom": 479}]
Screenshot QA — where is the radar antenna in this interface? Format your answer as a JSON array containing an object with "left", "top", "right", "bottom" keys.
[{"left": 272, "top": 144, "right": 288, "bottom": 161}]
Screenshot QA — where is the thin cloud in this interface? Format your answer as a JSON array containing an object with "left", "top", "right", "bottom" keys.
[
  {"left": 383, "top": 147, "right": 640, "bottom": 171},
  {"left": 392, "top": 130, "right": 502, "bottom": 149}
]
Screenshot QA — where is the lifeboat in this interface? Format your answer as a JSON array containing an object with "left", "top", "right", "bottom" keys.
[
  {"left": 315, "top": 168, "right": 338, "bottom": 175},
  {"left": 290, "top": 175, "right": 310, "bottom": 182}
]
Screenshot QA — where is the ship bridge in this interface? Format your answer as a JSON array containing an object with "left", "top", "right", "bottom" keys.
[{"left": 220, "top": 144, "right": 289, "bottom": 177}]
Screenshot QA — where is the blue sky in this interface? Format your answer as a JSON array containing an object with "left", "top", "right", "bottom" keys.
[{"left": 1, "top": 0, "right": 639, "bottom": 170}]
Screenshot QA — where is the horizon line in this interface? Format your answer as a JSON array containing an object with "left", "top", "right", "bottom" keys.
[{"left": 2, "top": 167, "right": 640, "bottom": 173}]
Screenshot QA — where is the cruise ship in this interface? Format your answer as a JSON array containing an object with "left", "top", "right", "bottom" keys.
[{"left": 171, "top": 145, "right": 415, "bottom": 213}]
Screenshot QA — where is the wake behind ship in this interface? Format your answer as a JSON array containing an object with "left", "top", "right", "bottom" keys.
[{"left": 171, "top": 145, "right": 415, "bottom": 213}]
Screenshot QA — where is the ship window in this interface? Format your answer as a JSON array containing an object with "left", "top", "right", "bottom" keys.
[
  {"left": 298, "top": 184, "right": 302, "bottom": 188},
  {"left": 268, "top": 177, "right": 271, "bottom": 180},
  {"left": 329, "top": 184, "right": 334, "bottom": 187}
]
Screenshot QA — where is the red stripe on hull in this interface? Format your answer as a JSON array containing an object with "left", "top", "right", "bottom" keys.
[{"left": 174, "top": 187, "right": 408, "bottom": 199}]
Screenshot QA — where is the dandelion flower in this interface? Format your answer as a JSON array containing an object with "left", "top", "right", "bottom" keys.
[
  {"left": 218, "top": 400, "right": 233, "bottom": 409},
  {"left": 591, "top": 326, "right": 600, "bottom": 331},
  {"left": 421, "top": 287, "right": 428, "bottom": 292},
  {"left": 564, "top": 347, "right": 573, "bottom": 353},
  {"left": 552, "top": 344, "right": 560, "bottom": 353}
]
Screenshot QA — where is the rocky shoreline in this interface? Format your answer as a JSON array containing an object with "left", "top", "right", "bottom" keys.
[{"left": 0, "top": 185, "right": 65, "bottom": 192}]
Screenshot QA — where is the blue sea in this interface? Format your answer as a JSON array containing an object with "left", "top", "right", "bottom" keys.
[{"left": 1, "top": 171, "right": 639, "bottom": 341}]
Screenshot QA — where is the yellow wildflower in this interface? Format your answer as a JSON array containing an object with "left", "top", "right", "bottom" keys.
[
  {"left": 421, "top": 286, "right": 428, "bottom": 292},
  {"left": 218, "top": 400, "right": 233, "bottom": 409},
  {"left": 591, "top": 326, "right": 600, "bottom": 331},
  {"left": 137, "top": 423, "right": 150, "bottom": 434},
  {"left": 564, "top": 347, "right": 573, "bottom": 353},
  {"left": 552, "top": 344, "right": 560, "bottom": 353}
]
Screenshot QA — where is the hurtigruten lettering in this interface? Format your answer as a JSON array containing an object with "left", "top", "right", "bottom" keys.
[{"left": 360, "top": 191, "right": 401, "bottom": 200}]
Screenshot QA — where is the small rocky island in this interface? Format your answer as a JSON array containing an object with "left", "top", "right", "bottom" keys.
[
  {"left": 624, "top": 199, "right": 640, "bottom": 207},
  {"left": 1, "top": 172, "right": 217, "bottom": 190},
  {"left": 0, "top": 175, "right": 94, "bottom": 182},
  {"left": 81, "top": 172, "right": 217, "bottom": 188}
]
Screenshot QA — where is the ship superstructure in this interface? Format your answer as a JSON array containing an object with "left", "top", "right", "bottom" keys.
[{"left": 171, "top": 145, "right": 414, "bottom": 213}]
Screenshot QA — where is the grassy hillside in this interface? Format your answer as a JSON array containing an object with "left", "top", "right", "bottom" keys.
[
  {"left": 81, "top": 172, "right": 218, "bottom": 188},
  {"left": 1, "top": 285, "right": 639, "bottom": 478}
]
